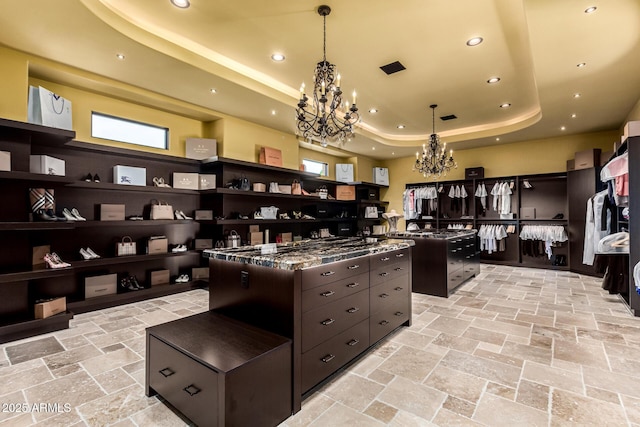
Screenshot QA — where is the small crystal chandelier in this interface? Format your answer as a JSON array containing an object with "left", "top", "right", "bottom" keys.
[
  {"left": 414, "top": 104, "right": 457, "bottom": 178},
  {"left": 296, "top": 5, "right": 359, "bottom": 148}
]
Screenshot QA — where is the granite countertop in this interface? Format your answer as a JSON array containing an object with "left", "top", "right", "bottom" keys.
[
  {"left": 203, "top": 237, "right": 414, "bottom": 270},
  {"left": 388, "top": 230, "right": 477, "bottom": 240}
]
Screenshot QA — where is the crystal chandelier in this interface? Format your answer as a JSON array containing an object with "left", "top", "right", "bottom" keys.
[
  {"left": 414, "top": 104, "right": 457, "bottom": 178},
  {"left": 296, "top": 5, "right": 359, "bottom": 148}
]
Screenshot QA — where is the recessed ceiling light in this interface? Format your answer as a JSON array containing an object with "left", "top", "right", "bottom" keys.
[
  {"left": 573, "top": 93, "right": 581, "bottom": 98},
  {"left": 116, "top": 53, "right": 125, "bottom": 60},
  {"left": 271, "top": 110, "right": 277, "bottom": 115},
  {"left": 561, "top": 126, "right": 566, "bottom": 131},
  {"left": 496, "top": 137, "right": 500, "bottom": 141},
  {"left": 585, "top": 6, "right": 597, "bottom": 13},
  {"left": 372, "top": 147, "right": 376, "bottom": 150},
  {"left": 500, "top": 103, "right": 511, "bottom": 108},
  {"left": 487, "top": 77, "right": 501, "bottom": 84},
  {"left": 577, "top": 62, "right": 586, "bottom": 68},
  {"left": 392, "top": 152, "right": 395, "bottom": 155},
  {"left": 210, "top": 88, "right": 217, "bottom": 94},
  {"left": 368, "top": 108, "right": 378, "bottom": 114},
  {"left": 397, "top": 124, "right": 405, "bottom": 129},
  {"left": 466, "top": 37, "right": 483, "bottom": 46},
  {"left": 571, "top": 113, "right": 577, "bottom": 118},
  {"left": 271, "top": 53, "right": 285, "bottom": 62},
  {"left": 170, "top": 0, "right": 190, "bottom": 8}
]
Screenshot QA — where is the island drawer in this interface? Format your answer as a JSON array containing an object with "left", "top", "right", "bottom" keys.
[
  {"left": 302, "top": 272, "right": 370, "bottom": 312},
  {"left": 370, "top": 248, "right": 410, "bottom": 269},
  {"left": 148, "top": 336, "right": 219, "bottom": 427},
  {"left": 370, "top": 257, "right": 410, "bottom": 286},
  {"left": 370, "top": 299, "right": 410, "bottom": 344},
  {"left": 370, "top": 275, "right": 410, "bottom": 314},
  {"left": 301, "top": 319, "right": 369, "bottom": 392},
  {"left": 301, "top": 256, "right": 369, "bottom": 290},
  {"left": 302, "top": 289, "right": 369, "bottom": 352}
]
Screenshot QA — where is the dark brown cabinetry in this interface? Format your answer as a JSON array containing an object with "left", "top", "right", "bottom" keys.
[
  {"left": 406, "top": 172, "right": 570, "bottom": 270},
  {"left": 208, "top": 245, "right": 412, "bottom": 413},
  {"left": 146, "top": 311, "right": 292, "bottom": 427},
  {"left": 199, "top": 157, "right": 388, "bottom": 243},
  {"left": 403, "top": 232, "right": 479, "bottom": 298},
  {"left": 0, "top": 118, "right": 205, "bottom": 343}
]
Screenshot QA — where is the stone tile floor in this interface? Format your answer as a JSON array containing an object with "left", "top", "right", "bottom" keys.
[{"left": 2, "top": 264, "right": 640, "bottom": 426}]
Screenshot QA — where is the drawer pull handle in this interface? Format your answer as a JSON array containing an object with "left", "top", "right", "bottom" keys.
[
  {"left": 380, "top": 293, "right": 389, "bottom": 298},
  {"left": 321, "top": 290, "right": 335, "bottom": 297},
  {"left": 348, "top": 264, "right": 360, "bottom": 270},
  {"left": 395, "top": 253, "right": 405, "bottom": 258},
  {"left": 321, "top": 354, "right": 336, "bottom": 363},
  {"left": 347, "top": 339, "right": 359, "bottom": 346},
  {"left": 379, "top": 320, "right": 389, "bottom": 326},
  {"left": 183, "top": 385, "right": 201, "bottom": 396},
  {"left": 395, "top": 311, "right": 404, "bottom": 316},
  {"left": 159, "top": 368, "right": 175, "bottom": 378},
  {"left": 394, "top": 287, "right": 403, "bottom": 291},
  {"left": 321, "top": 318, "right": 335, "bottom": 326},
  {"left": 346, "top": 282, "right": 360, "bottom": 288},
  {"left": 321, "top": 271, "right": 336, "bottom": 277},
  {"left": 381, "top": 257, "right": 390, "bottom": 261},
  {"left": 379, "top": 272, "right": 389, "bottom": 277},
  {"left": 394, "top": 267, "right": 404, "bottom": 271},
  {"left": 347, "top": 307, "right": 359, "bottom": 313}
]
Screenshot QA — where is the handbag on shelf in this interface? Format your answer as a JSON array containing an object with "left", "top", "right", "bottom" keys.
[
  {"left": 116, "top": 236, "right": 137, "bottom": 256},
  {"left": 291, "top": 180, "right": 302, "bottom": 195},
  {"left": 240, "top": 175, "right": 251, "bottom": 191},
  {"left": 365, "top": 206, "right": 379, "bottom": 219},
  {"left": 150, "top": 199, "right": 174, "bottom": 220}
]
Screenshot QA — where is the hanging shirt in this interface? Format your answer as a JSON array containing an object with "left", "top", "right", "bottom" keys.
[
  {"left": 583, "top": 190, "right": 610, "bottom": 265},
  {"left": 500, "top": 182, "right": 512, "bottom": 214}
]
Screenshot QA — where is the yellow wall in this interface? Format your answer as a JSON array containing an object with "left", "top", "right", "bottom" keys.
[
  {"left": 624, "top": 97, "right": 640, "bottom": 124},
  {"left": 0, "top": 46, "right": 28, "bottom": 121},
  {"left": 29, "top": 78, "right": 204, "bottom": 157},
  {"left": 381, "top": 130, "right": 618, "bottom": 217}
]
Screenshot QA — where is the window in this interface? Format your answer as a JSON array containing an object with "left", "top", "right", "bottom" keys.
[
  {"left": 302, "top": 159, "right": 328, "bottom": 176},
  {"left": 91, "top": 112, "right": 168, "bottom": 149}
]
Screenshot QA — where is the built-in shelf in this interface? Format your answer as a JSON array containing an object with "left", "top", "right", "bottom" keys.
[
  {"left": 67, "top": 280, "right": 207, "bottom": 314},
  {"left": 0, "top": 117, "right": 75, "bottom": 145},
  {"left": 0, "top": 311, "right": 74, "bottom": 344},
  {"left": 201, "top": 217, "right": 357, "bottom": 226},
  {"left": 205, "top": 187, "right": 357, "bottom": 203},
  {"left": 66, "top": 181, "right": 200, "bottom": 194},
  {"left": 70, "top": 251, "right": 200, "bottom": 270},
  {"left": 0, "top": 170, "right": 75, "bottom": 184},
  {"left": 0, "top": 266, "right": 73, "bottom": 284}
]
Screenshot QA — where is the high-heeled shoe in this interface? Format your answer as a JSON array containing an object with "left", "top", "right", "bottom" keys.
[
  {"left": 44, "top": 253, "right": 71, "bottom": 268},
  {"left": 178, "top": 210, "right": 192, "bottom": 219},
  {"left": 70, "top": 208, "right": 87, "bottom": 221},
  {"left": 153, "top": 177, "right": 171, "bottom": 188}
]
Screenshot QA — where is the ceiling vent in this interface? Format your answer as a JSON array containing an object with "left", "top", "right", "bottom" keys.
[
  {"left": 380, "top": 61, "right": 406, "bottom": 75},
  {"left": 440, "top": 114, "right": 457, "bottom": 121}
]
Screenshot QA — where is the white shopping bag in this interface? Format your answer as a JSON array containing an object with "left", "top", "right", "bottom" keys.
[
  {"left": 28, "top": 86, "right": 73, "bottom": 130},
  {"left": 336, "top": 163, "right": 354, "bottom": 183}
]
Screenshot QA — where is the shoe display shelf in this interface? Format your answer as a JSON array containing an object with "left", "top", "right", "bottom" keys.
[
  {"left": 198, "top": 157, "right": 388, "bottom": 242},
  {"left": 0, "top": 118, "right": 207, "bottom": 343}
]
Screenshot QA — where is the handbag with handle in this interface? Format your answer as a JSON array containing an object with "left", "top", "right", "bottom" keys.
[
  {"left": 116, "top": 236, "right": 137, "bottom": 256},
  {"left": 150, "top": 199, "right": 174, "bottom": 220}
]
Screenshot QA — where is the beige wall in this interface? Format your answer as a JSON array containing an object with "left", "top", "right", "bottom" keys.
[{"left": 381, "top": 130, "right": 618, "bottom": 217}]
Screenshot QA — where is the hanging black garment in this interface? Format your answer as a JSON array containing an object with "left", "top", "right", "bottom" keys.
[{"left": 594, "top": 254, "right": 629, "bottom": 295}]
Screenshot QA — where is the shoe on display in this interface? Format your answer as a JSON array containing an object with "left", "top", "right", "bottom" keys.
[
  {"left": 238, "top": 214, "right": 249, "bottom": 220},
  {"left": 85, "top": 247, "right": 100, "bottom": 259},
  {"left": 62, "top": 208, "right": 77, "bottom": 221},
  {"left": 84, "top": 173, "right": 93, "bottom": 182},
  {"left": 253, "top": 211, "right": 263, "bottom": 219},
  {"left": 93, "top": 174, "right": 100, "bottom": 183},
  {"left": 523, "top": 180, "right": 533, "bottom": 189},
  {"left": 153, "top": 177, "right": 172, "bottom": 188},
  {"left": 79, "top": 248, "right": 93, "bottom": 260},
  {"left": 127, "top": 215, "right": 144, "bottom": 220},
  {"left": 129, "top": 275, "right": 143, "bottom": 290},
  {"left": 44, "top": 252, "right": 70, "bottom": 268},
  {"left": 552, "top": 213, "right": 564, "bottom": 219},
  {"left": 174, "top": 210, "right": 185, "bottom": 220},
  {"left": 292, "top": 211, "right": 302, "bottom": 219},
  {"left": 302, "top": 214, "right": 315, "bottom": 220},
  {"left": 70, "top": 208, "right": 87, "bottom": 221},
  {"left": 171, "top": 244, "right": 187, "bottom": 253},
  {"left": 175, "top": 274, "right": 190, "bottom": 284},
  {"left": 36, "top": 209, "right": 57, "bottom": 221},
  {"left": 178, "top": 210, "right": 192, "bottom": 219},
  {"left": 279, "top": 213, "right": 290, "bottom": 220}
]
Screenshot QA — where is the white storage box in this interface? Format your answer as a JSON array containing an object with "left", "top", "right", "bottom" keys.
[
  {"left": 185, "top": 138, "right": 217, "bottom": 160},
  {"left": 114, "top": 165, "right": 146, "bottom": 186},
  {"left": 30, "top": 155, "right": 65, "bottom": 176},
  {"left": 0, "top": 151, "right": 10, "bottom": 171},
  {"left": 173, "top": 172, "right": 199, "bottom": 190},
  {"left": 624, "top": 121, "right": 640, "bottom": 138},
  {"left": 199, "top": 174, "right": 216, "bottom": 190}
]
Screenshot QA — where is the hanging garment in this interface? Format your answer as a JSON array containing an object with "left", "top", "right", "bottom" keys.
[
  {"left": 597, "top": 232, "right": 629, "bottom": 254},
  {"left": 500, "top": 182, "right": 513, "bottom": 215},
  {"left": 583, "top": 190, "right": 610, "bottom": 266},
  {"left": 460, "top": 186, "right": 468, "bottom": 216},
  {"left": 475, "top": 183, "right": 487, "bottom": 215},
  {"left": 601, "top": 152, "right": 629, "bottom": 207},
  {"left": 491, "top": 183, "right": 501, "bottom": 211},
  {"left": 594, "top": 254, "right": 629, "bottom": 295},
  {"left": 520, "top": 225, "right": 568, "bottom": 259}
]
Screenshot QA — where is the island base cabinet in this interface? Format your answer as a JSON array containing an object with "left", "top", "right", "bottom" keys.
[{"left": 301, "top": 319, "right": 369, "bottom": 392}]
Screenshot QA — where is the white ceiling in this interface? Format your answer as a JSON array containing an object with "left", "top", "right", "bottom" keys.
[{"left": 1, "top": 0, "right": 639, "bottom": 159}]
